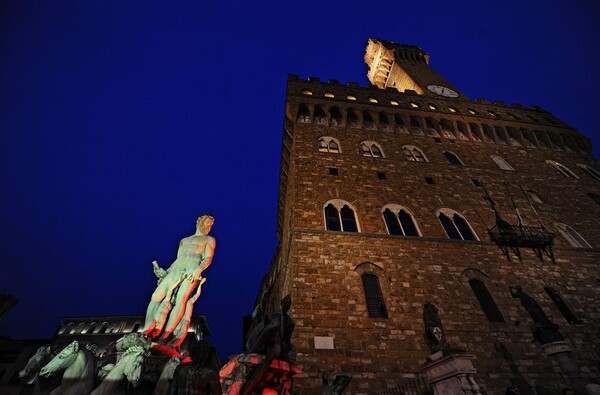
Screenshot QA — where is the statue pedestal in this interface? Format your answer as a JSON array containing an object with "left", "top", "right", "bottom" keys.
[
  {"left": 219, "top": 353, "right": 302, "bottom": 395},
  {"left": 422, "top": 353, "right": 481, "bottom": 395}
]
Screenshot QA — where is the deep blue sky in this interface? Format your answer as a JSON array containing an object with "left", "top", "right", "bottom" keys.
[{"left": 1, "top": 1, "right": 599, "bottom": 360}]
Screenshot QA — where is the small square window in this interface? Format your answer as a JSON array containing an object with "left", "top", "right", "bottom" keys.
[
  {"left": 329, "top": 168, "right": 339, "bottom": 176},
  {"left": 471, "top": 178, "right": 482, "bottom": 187},
  {"left": 425, "top": 177, "right": 435, "bottom": 184},
  {"left": 434, "top": 138, "right": 442, "bottom": 143},
  {"left": 377, "top": 172, "right": 386, "bottom": 180}
]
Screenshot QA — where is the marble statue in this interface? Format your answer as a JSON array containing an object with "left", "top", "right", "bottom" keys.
[
  {"left": 144, "top": 214, "right": 216, "bottom": 347},
  {"left": 18, "top": 345, "right": 53, "bottom": 384},
  {"left": 39, "top": 340, "right": 95, "bottom": 395},
  {"left": 153, "top": 356, "right": 181, "bottom": 395},
  {"left": 91, "top": 345, "right": 149, "bottom": 395}
]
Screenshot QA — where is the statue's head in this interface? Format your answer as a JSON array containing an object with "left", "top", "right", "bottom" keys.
[
  {"left": 281, "top": 294, "right": 292, "bottom": 312},
  {"left": 196, "top": 214, "right": 215, "bottom": 235}
]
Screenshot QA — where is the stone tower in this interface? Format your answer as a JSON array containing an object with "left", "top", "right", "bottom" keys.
[{"left": 256, "top": 39, "right": 600, "bottom": 393}]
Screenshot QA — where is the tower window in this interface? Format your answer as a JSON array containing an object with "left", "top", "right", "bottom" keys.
[
  {"left": 368, "top": 97, "right": 378, "bottom": 103},
  {"left": 360, "top": 141, "right": 384, "bottom": 158},
  {"left": 554, "top": 222, "right": 591, "bottom": 248},
  {"left": 390, "top": 100, "right": 399, "bottom": 106},
  {"left": 546, "top": 161, "right": 578, "bottom": 178},
  {"left": 328, "top": 168, "right": 339, "bottom": 176},
  {"left": 324, "top": 92, "right": 335, "bottom": 98},
  {"left": 491, "top": 156, "right": 515, "bottom": 171},
  {"left": 362, "top": 273, "right": 388, "bottom": 318},
  {"left": 402, "top": 145, "right": 427, "bottom": 162},
  {"left": 425, "top": 177, "right": 435, "bottom": 184},
  {"left": 469, "top": 279, "right": 504, "bottom": 322},
  {"left": 330, "top": 107, "right": 343, "bottom": 126},
  {"left": 377, "top": 172, "right": 386, "bottom": 180},
  {"left": 363, "top": 111, "right": 375, "bottom": 129},
  {"left": 438, "top": 210, "right": 478, "bottom": 241},
  {"left": 324, "top": 200, "right": 359, "bottom": 232},
  {"left": 443, "top": 151, "right": 463, "bottom": 166},
  {"left": 471, "top": 179, "right": 482, "bottom": 187},
  {"left": 410, "top": 102, "right": 419, "bottom": 108},
  {"left": 301, "top": 89, "right": 313, "bottom": 95},
  {"left": 317, "top": 137, "right": 341, "bottom": 153},
  {"left": 577, "top": 164, "right": 600, "bottom": 181},
  {"left": 347, "top": 109, "right": 360, "bottom": 128},
  {"left": 382, "top": 205, "right": 420, "bottom": 237},
  {"left": 347, "top": 95, "right": 357, "bottom": 101},
  {"left": 545, "top": 287, "right": 582, "bottom": 324},
  {"left": 448, "top": 106, "right": 458, "bottom": 113},
  {"left": 588, "top": 193, "right": 600, "bottom": 205},
  {"left": 314, "top": 105, "right": 327, "bottom": 125},
  {"left": 297, "top": 104, "right": 311, "bottom": 123}
]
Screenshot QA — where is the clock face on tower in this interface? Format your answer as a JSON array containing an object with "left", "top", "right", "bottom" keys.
[{"left": 427, "top": 85, "right": 459, "bottom": 98}]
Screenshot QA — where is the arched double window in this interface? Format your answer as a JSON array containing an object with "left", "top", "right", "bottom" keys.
[
  {"left": 554, "top": 222, "right": 591, "bottom": 248},
  {"left": 437, "top": 209, "right": 478, "bottom": 240},
  {"left": 491, "top": 156, "right": 514, "bottom": 171},
  {"left": 382, "top": 205, "right": 420, "bottom": 236},
  {"left": 577, "top": 164, "right": 600, "bottom": 181},
  {"left": 324, "top": 200, "right": 359, "bottom": 232},
  {"left": 317, "top": 137, "right": 341, "bottom": 153},
  {"left": 360, "top": 141, "right": 384, "bottom": 158},
  {"left": 469, "top": 279, "right": 504, "bottom": 322},
  {"left": 443, "top": 151, "right": 463, "bottom": 166},
  {"left": 402, "top": 145, "right": 427, "bottom": 162},
  {"left": 546, "top": 160, "right": 577, "bottom": 178}
]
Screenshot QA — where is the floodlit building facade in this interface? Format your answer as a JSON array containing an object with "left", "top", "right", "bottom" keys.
[{"left": 255, "top": 39, "right": 600, "bottom": 393}]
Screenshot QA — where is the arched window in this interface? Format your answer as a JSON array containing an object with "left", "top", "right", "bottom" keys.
[
  {"left": 360, "top": 141, "right": 384, "bottom": 158},
  {"left": 546, "top": 161, "right": 577, "bottom": 178},
  {"left": 437, "top": 209, "right": 478, "bottom": 240},
  {"left": 324, "top": 200, "right": 359, "bottom": 232},
  {"left": 347, "top": 109, "right": 359, "bottom": 128},
  {"left": 554, "top": 222, "right": 591, "bottom": 248},
  {"left": 98, "top": 322, "right": 110, "bottom": 333},
  {"left": 402, "top": 145, "right": 427, "bottom": 162},
  {"left": 469, "top": 279, "right": 504, "bottom": 322},
  {"left": 545, "top": 287, "right": 581, "bottom": 324},
  {"left": 577, "top": 164, "right": 600, "bottom": 181},
  {"left": 382, "top": 205, "right": 420, "bottom": 236},
  {"left": 297, "top": 104, "right": 310, "bottom": 123},
  {"left": 74, "top": 323, "right": 86, "bottom": 334},
  {"left": 84, "top": 322, "right": 98, "bottom": 334},
  {"left": 410, "top": 116, "right": 424, "bottom": 136},
  {"left": 394, "top": 114, "right": 409, "bottom": 134},
  {"left": 443, "top": 151, "right": 463, "bottom": 166},
  {"left": 362, "top": 273, "right": 388, "bottom": 318},
  {"left": 314, "top": 105, "right": 327, "bottom": 125},
  {"left": 317, "top": 137, "right": 341, "bottom": 153},
  {"left": 379, "top": 112, "right": 390, "bottom": 131},
  {"left": 363, "top": 111, "right": 375, "bottom": 129},
  {"left": 330, "top": 107, "right": 342, "bottom": 126},
  {"left": 491, "top": 156, "right": 514, "bottom": 171}
]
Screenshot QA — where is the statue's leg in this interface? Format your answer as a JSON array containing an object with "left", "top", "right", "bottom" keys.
[
  {"left": 143, "top": 277, "right": 172, "bottom": 334},
  {"left": 159, "top": 279, "right": 197, "bottom": 340}
]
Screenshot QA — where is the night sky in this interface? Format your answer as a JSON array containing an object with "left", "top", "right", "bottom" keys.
[{"left": 1, "top": 1, "right": 599, "bottom": 361}]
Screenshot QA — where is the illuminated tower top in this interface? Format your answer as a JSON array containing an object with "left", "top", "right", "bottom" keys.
[{"left": 365, "top": 38, "right": 465, "bottom": 99}]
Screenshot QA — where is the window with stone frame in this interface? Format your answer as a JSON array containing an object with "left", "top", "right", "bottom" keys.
[
  {"left": 317, "top": 136, "right": 341, "bottom": 153},
  {"left": 546, "top": 160, "right": 578, "bottom": 178},
  {"left": 554, "top": 222, "right": 591, "bottom": 248},
  {"left": 437, "top": 209, "right": 478, "bottom": 241},
  {"left": 313, "top": 105, "right": 327, "bottom": 125},
  {"left": 297, "top": 104, "right": 310, "bottom": 123},
  {"left": 362, "top": 273, "right": 388, "bottom": 318},
  {"left": 544, "top": 287, "right": 582, "bottom": 324},
  {"left": 588, "top": 192, "right": 600, "bottom": 205},
  {"left": 577, "top": 164, "right": 600, "bottom": 181},
  {"left": 443, "top": 151, "right": 463, "bottom": 166},
  {"left": 491, "top": 155, "right": 514, "bottom": 171},
  {"left": 360, "top": 141, "right": 384, "bottom": 158},
  {"left": 324, "top": 200, "right": 359, "bottom": 232},
  {"left": 469, "top": 279, "right": 504, "bottom": 322},
  {"left": 382, "top": 205, "right": 420, "bottom": 236},
  {"left": 330, "top": 106, "right": 343, "bottom": 126},
  {"left": 402, "top": 145, "right": 427, "bottom": 162}
]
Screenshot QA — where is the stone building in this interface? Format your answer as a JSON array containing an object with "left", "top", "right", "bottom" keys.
[{"left": 255, "top": 39, "right": 600, "bottom": 394}]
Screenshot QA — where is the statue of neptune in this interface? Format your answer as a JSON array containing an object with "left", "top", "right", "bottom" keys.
[{"left": 143, "top": 214, "right": 216, "bottom": 348}]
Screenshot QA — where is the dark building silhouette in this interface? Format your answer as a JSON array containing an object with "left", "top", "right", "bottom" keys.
[{"left": 255, "top": 39, "right": 600, "bottom": 393}]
